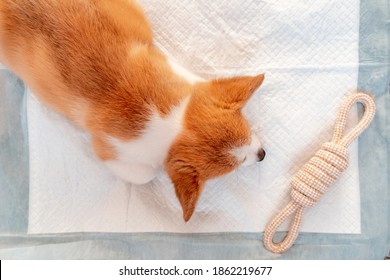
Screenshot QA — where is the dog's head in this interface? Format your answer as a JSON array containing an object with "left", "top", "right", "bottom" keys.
[{"left": 164, "top": 73, "right": 265, "bottom": 221}]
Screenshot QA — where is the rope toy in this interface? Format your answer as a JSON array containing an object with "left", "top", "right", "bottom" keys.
[{"left": 263, "top": 92, "right": 376, "bottom": 254}]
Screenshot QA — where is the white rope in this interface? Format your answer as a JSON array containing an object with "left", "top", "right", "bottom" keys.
[{"left": 263, "top": 93, "right": 376, "bottom": 254}]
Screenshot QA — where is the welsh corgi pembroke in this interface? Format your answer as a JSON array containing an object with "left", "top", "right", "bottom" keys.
[{"left": 0, "top": 0, "right": 266, "bottom": 221}]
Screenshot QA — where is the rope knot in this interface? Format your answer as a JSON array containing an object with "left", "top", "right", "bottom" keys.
[{"left": 290, "top": 142, "right": 349, "bottom": 208}]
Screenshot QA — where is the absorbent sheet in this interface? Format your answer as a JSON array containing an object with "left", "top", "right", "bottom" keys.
[{"left": 28, "top": 0, "right": 361, "bottom": 234}]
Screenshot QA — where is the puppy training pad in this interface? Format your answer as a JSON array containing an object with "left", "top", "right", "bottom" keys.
[{"left": 28, "top": 0, "right": 361, "bottom": 234}]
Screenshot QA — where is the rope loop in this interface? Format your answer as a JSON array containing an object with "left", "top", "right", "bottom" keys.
[
  {"left": 333, "top": 93, "right": 376, "bottom": 146},
  {"left": 263, "top": 93, "right": 376, "bottom": 254}
]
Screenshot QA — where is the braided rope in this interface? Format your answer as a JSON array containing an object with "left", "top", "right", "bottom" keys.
[{"left": 263, "top": 93, "right": 376, "bottom": 254}]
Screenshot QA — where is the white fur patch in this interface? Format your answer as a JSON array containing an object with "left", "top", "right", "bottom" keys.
[
  {"left": 168, "top": 57, "right": 204, "bottom": 84},
  {"left": 105, "top": 97, "right": 190, "bottom": 184},
  {"left": 128, "top": 42, "right": 148, "bottom": 57},
  {"left": 104, "top": 160, "right": 158, "bottom": 185},
  {"left": 70, "top": 98, "right": 90, "bottom": 128},
  {"left": 231, "top": 132, "right": 262, "bottom": 166}
]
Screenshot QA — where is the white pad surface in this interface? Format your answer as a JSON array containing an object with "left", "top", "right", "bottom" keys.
[{"left": 28, "top": 0, "right": 361, "bottom": 234}]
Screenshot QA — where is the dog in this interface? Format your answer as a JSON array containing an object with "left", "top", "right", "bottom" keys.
[{"left": 0, "top": 0, "right": 265, "bottom": 221}]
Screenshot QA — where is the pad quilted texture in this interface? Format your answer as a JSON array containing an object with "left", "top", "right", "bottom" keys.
[{"left": 28, "top": 0, "right": 361, "bottom": 233}]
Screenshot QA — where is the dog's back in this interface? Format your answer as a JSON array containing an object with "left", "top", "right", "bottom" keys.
[{"left": 0, "top": 0, "right": 163, "bottom": 136}]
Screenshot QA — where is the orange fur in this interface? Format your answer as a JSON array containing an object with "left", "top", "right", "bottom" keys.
[
  {"left": 165, "top": 74, "right": 264, "bottom": 221},
  {"left": 0, "top": 0, "right": 265, "bottom": 221}
]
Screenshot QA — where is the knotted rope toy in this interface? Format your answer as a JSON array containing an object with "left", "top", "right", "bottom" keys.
[{"left": 263, "top": 92, "right": 376, "bottom": 254}]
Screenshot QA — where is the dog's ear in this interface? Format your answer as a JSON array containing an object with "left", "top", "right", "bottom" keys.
[
  {"left": 165, "top": 155, "right": 204, "bottom": 222},
  {"left": 210, "top": 73, "right": 264, "bottom": 110}
]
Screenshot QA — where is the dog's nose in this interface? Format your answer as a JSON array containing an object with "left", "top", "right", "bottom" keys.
[{"left": 257, "top": 148, "right": 266, "bottom": 162}]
